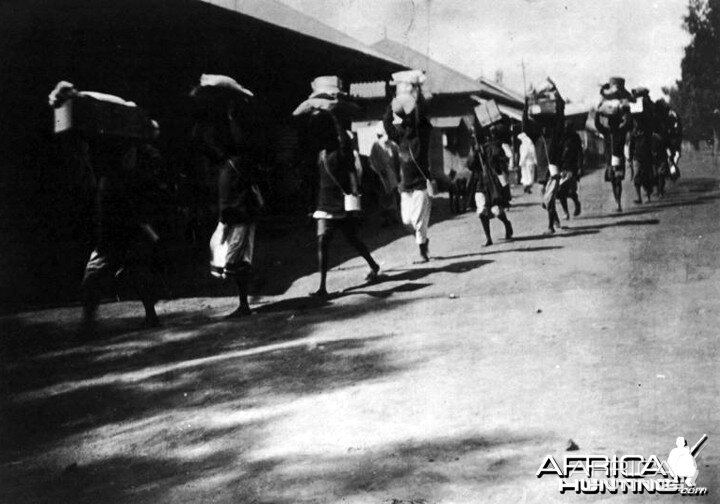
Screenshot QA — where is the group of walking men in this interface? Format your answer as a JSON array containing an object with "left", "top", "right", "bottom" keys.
[
  {"left": 593, "top": 84, "right": 683, "bottom": 213},
  {"left": 57, "top": 70, "right": 682, "bottom": 334}
]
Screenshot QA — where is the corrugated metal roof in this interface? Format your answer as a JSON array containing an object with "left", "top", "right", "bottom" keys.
[
  {"left": 201, "top": 0, "right": 403, "bottom": 65},
  {"left": 479, "top": 78, "right": 525, "bottom": 104},
  {"left": 498, "top": 103, "right": 523, "bottom": 121}
]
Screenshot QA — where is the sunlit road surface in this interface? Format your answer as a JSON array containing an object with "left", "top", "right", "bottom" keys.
[{"left": 1, "top": 150, "right": 718, "bottom": 503}]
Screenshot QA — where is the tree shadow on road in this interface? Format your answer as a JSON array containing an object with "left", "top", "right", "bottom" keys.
[
  {"left": 0, "top": 284, "right": 553, "bottom": 504},
  {"left": 0, "top": 295, "right": 420, "bottom": 475},
  {"left": 6, "top": 425, "right": 554, "bottom": 504},
  {"left": 245, "top": 430, "right": 555, "bottom": 503}
]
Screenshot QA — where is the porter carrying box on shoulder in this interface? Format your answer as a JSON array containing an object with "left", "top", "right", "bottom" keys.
[
  {"left": 529, "top": 99, "right": 559, "bottom": 117},
  {"left": 53, "top": 93, "right": 150, "bottom": 139},
  {"left": 474, "top": 100, "right": 502, "bottom": 127}
]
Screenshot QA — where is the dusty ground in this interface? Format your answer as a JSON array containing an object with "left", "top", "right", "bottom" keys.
[{"left": 1, "top": 150, "right": 719, "bottom": 503}]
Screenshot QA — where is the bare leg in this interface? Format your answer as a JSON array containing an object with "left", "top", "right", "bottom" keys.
[
  {"left": 342, "top": 224, "right": 380, "bottom": 273},
  {"left": 496, "top": 210, "right": 513, "bottom": 239},
  {"left": 558, "top": 196, "right": 570, "bottom": 220},
  {"left": 612, "top": 180, "right": 623, "bottom": 211},
  {"left": 80, "top": 251, "right": 110, "bottom": 337},
  {"left": 311, "top": 235, "right": 330, "bottom": 297},
  {"left": 571, "top": 193, "right": 581, "bottom": 216},
  {"left": 224, "top": 267, "right": 252, "bottom": 318},
  {"left": 546, "top": 197, "right": 559, "bottom": 233},
  {"left": 633, "top": 183, "right": 643, "bottom": 204},
  {"left": 479, "top": 213, "right": 492, "bottom": 246},
  {"left": 125, "top": 265, "right": 160, "bottom": 327}
]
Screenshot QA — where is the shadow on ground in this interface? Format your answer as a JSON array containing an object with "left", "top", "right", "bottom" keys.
[
  {"left": 566, "top": 218, "right": 661, "bottom": 232},
  {"left": 0, "top": 295, "right": 416, "bottom": 469}
]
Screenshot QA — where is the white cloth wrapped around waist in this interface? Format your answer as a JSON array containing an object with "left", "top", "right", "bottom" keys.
[{"left": 209, "top": 222, "right": 256, "bottom": 278}]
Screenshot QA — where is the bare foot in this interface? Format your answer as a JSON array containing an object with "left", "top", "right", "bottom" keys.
[
  {"left": 226, "top": 306, "right": 252, "bottom": 318},
  {"left": 308, "top": 289, "right": 329, "bottom": 298}
]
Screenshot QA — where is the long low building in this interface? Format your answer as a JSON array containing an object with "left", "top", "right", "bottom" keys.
[
  {"left": 0, "top": 0, "right": 407, "bottom": 307},
  {"left": 348, "top": 38, "right": 525, "bottom": 182}
]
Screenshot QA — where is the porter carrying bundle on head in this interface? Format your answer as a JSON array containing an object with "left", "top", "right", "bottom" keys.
[
  {"left": 49, "top": 81, "right": 151, "bottom": 139},
  {"left": 596, "top": 77, "right": 633, "bottom": 117},
  {"left": 629, "top": 86, "right": 652, "bottom": 116},
  {"left": 528, "top": 78, "right": 564, "bottom": 118}
]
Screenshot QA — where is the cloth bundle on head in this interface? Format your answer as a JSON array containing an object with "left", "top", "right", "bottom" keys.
[
  {"left": 189, "top": 74, "right": 254, "bottom": 101},
  {"left": 527, "top": 77, "right": 564, "bottom": 118},
  {"left": 390, "top": 69, "right": 427, "bottom": 87},
  {"left": 48, "top": 81, "right": 78, "bottom": 108},
  {"left": 292, "top": 75, "right": 359, "bottom": 118},
  {"left": 600, "top": 77, "right": 632, "bottom": 100},
  {"left": 389, "top": 69, "right": 427, "bottom": 116},
  {"left": 597, "top": 76, "right": 633, "bottom": 117},
  {"left": 49, "top": 81, "right": 136, "bottom": 108},
  {"left": 310, "top": 75, "right": 345, "bottom": 98},
  {"left": 631, "top": 86, "right": 649, "bottom": 99}
]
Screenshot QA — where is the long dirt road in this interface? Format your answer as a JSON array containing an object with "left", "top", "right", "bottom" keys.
[{"left": 1, "top": 150, "right": 718, "bottom": 503}]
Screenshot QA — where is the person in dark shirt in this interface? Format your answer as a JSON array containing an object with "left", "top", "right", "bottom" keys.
[
  {"left": 382, "top": 70, "right": 434, "bottom": 263},
  {"left": 594, "top": 110, "right": 631, "bottom": 212},
  {"left": 470, "top": 124, "right": 513, "bottom": 246},
  {"left": 626, "top": 88, "right": 656, "bottom": 204},
  {"left": 524, "top": 84, "right": 566, "bottom": 234},
  {"left": 293, "top": 76, "right": 381, "bottom": 297},
  {"left": 651, "top": 131, "right": 670, "bottom": 198},
  {"left": 80, "top": 133, "right": 162, "bottom": 334},
  {"left": 191, "top": 74, "right": 260, "bottom": 317},
  {"left": 557, "top": 122, "right": 583, "bottom": 219}
]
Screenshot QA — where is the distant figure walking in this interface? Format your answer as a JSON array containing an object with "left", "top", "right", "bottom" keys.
[
  {"left": 557, "top": 122, "right": 583, "bottom": 219},
  {"left": 471, "top": 124, "right": 513, "bottom": 246},
  {"left": 517, "top": 131, "right": 537, "bottom": 194},
  {"left": 628, "top": 87, "right": 655, "bottom": 204}
]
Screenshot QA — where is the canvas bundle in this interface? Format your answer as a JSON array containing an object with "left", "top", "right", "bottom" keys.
[
  {"left": 474, "top": 100, "right": 502, "bottom": 127},
  {"left": 528, "top": 85, "right": 562, "bottom": 118},
  {"left": 597, "top": 77, "right": 633, "bottom": 118},
  {"left": 54, "top": 94, "right": 150, "bottom": 139}
]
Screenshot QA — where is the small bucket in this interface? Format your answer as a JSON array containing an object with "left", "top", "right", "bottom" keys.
[{"left": 344, "top": 194, "right": 362, "bottom": 212}]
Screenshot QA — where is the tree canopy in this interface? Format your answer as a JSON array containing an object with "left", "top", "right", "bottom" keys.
[{"left": 670, "top": 0, "right": 720, "bottom": 147}]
